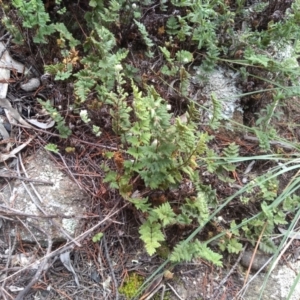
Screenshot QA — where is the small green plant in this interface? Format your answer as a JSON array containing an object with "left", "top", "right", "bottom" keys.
[
  {"left": 44, "top": 143, "right": 59, "bottom": 154},
  {"left": 10, "top": 0, "right": 78, "bottom": 46},
  {"left": 38, "top": 99, "right": 71, "bottom": 138},
  {"left": 44, "top": 48, "right": 80, "bottom": 81},
  {"left": 73, "top": 23, "right": 128, "bottom": 103},
  {"left": 101, "top": 80, "right": 238, "bottom": 264},
  {"left": 92, "top": 232, "right": 103, "bottom": 243},
  {"left": 134, "top": 19, "right": 154, "bottom": 57}
]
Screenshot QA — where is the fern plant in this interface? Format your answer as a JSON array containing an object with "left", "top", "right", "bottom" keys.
[
  {"left": 134, "top": 20, "right": 154, "bottom": 57},
  {"left": 38, "top": 99, "right": 71, "bottom": 138},
  {"left": 10, "top": 0, "right": 78, "bottom": 46},
  {"left": 74, "top": 23, "right": 128, "bottom": 103},
  {"left": 101, "top": 81, "right": 241, "bottom": 260},
  {"left": 106, "top": 65, "right": 132, "bottom": 135}
]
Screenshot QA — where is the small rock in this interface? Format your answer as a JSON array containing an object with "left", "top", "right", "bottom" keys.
[
  {"left": 20, "top": 78, "right": 40, "bottom": 92},
  {"left": 1, "top": 149, "right": 87, "bottom": 244},
  {"left": 241, "top": 250, "right": 272, "bottom": 272}
]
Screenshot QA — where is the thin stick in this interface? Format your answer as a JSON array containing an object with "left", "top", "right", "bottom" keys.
[
  {"left": 0, "top": 172, "right": 53, "bottom": 184},
  {"left": 243, "top": 222, "right": 268, "bottom": 287},
  {"left": 1, "top": 232, "right": 16, "bottom": 295},
  {"left": 167, "top": 283, "right": 184, "bottom": 300},
  {"left": 15, "top": 235, "right": 53, "bottom": 300},
  {"left": 212, "top": 245, "right": 247, "bottom": 299},
  {"left": 244, "top": 135, "right": 296, "bottom": 151}
]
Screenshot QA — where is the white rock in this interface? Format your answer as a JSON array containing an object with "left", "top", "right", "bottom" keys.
[{"left": 20, "top": 78, "right": 40, "bottom": 92}]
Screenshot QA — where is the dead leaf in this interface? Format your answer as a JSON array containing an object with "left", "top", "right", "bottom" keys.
[
  {"left": 0, "top": 122, "right": 9, "bottom": 139},
  {"left": 26, "top": 118, "right": 55, "bottom": 129},
  {"left": 0, "top": 41, "right": 30, "bottom": 99},
  {"left": 0, "top": 98, "right": 32, "bottom": 128},
  {"left": 0, "top": 136, "right": 33, "bottom": 162},
  {"left": 60, "top": 251, "right": 80, "bottom": 286}
]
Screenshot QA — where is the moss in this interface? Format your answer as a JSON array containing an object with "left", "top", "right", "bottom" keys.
[
  {"left": 156, "top": 241, "right": 171, "bottom": 259},
  {"left": 119, "top": 273, "right": 144, "bottom": 299}
]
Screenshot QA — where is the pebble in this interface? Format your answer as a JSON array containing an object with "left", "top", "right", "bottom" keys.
[
  {"left": 20, "top": 78, "right": 40, "bottom": 92},
  {"left": 240, "top": 250, "right": 272, "bottom": 272}
]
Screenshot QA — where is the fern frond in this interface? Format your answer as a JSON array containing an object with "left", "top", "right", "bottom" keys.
[
  {"left": 139, "top": 221, "right": 165, "bottom": 256},
  {"left": 166, "top": 16, "right": 180, "bottom": 35},
  {"left": 170, "top": 239, "right": 223, "bottom": 266},
  {"left": 223, "top": 143, "right": 239, "bottom": 158},
  {"left": 192, "top": 240, "right": 223, "bottom": 266},
  {"left": 74, "top": 70, "right": 96, "bottom": 102},
  {"left": 38, "top": 99, "right": 71, "bottom": 138},
  {"left": 170, "top": 242, "right": 194, "bottom": 262},
  {"left": 153, "top": 202, "right": 176, "bottom": 227},
  {"left": 259, "top": 238, "right": 276, "bottom": 254},
  {"left": 134, "top": 19, "right": 154, "bottom": 57},
  {"left": 253, "top": 128, "right": 271, "bottom": 151}
]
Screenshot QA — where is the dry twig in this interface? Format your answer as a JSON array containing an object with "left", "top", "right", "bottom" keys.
[
  {"left": 212, "top": 245, "right": 247, "bottom": 299},
  {"left": 15, "top": 235, "right": 52, "bottom": 300}
]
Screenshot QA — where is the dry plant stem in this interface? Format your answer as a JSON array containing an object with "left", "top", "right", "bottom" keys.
[
  {"left": 0, "top": 172, "right": 53, "bottom": 184},
  {"left": 237, "top": 255, "right": 274, "bottom": 299},
  {"left": 17, "top": 153, "right": 82, "bottom": 247},
  {"left": 0, "top": 205, "right": 88, "bottom": 219},
  {"left": 283, "top": 169, "right": 300, "bottom": 192},
  {"left": 15, "top": 235, "right": 53, "bottom": 300},
  {"left": 213, "top": 245, "right": 247, "bottom": 299},
  {"left": 0, "top": 31, "right": 11, "bottom": 42},
  {"left": 243, "top": 134, "right": 295, "bottom": 150},
  {"left": 166, "top": 283, "right": 184, "bottom": 300},
  {"left": 271, "top": 213, "right": 300, "bottom": 272},
  {"left": 102, "top": 235, "right": 119, "bottom": 300},
  {"left": 0, "top": 201, "right": 128, "bottom": 284},
  {"left": 0, "top": 34, "right": 12, "bottom": 58},
  {"left": 144, "top": 284, "right": 166, "bottom": 300},
  {"left": 0, "top": 287, "right": 12, "bottom": 300},
  {"left": 1, "top": 232, "right": 16, "bottom": 298},
  {"left": 238, "top": 167, "right": 300, "bottom": 297},
  {"left": 16, "top": 216, "right": 42, "bottom": 247},
  {"left": 97, "top": 205, "right": 119, "bottom": 300},
  {"left": 268, "top": 169, "right": 300, "bottom": 271},
  {"left": 140, "top": 273, "right": 164, "bottom": 300},
  {"left": 17, "top": 123, "right": 65, "bottom": 137},
  {"left": 56, "top": 152, "right": 83, "bottom": 190},
  {"left": 75, "top": 138, "right": 118, "bottom": 151},
  {"left": 243, "top": 221, "right": 268, "bottom": 287}
]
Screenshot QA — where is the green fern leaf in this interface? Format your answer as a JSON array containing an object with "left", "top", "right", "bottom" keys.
[
  {"left": 223, "top": 143, "right": 239, "bottom": 158},
  {"left": 192, "top": 240, "right": 223, "bottom": 266},
  {"left": 209, "top": 92, "right": 222, "bottom": 130},
  {"left": 134, "top": 19, "right": 154, "bottom": 57},
  {"left": 166, "top": 16, "right": 180, "bottom": 35},
  {"left": 153, "top": 202, "right": 176, "bottom": 227},
  {"left": 259, "top": 238, "right": 276, "bottom": 254},
  {"left": 170, "top": 242, "right": 194, "bottom": 262},
  {"left": 139, "top": 221, "right": 165, "bottom": 256},
  {"left": 253, "top": 128, "right": 270, "bottom": 151}
]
